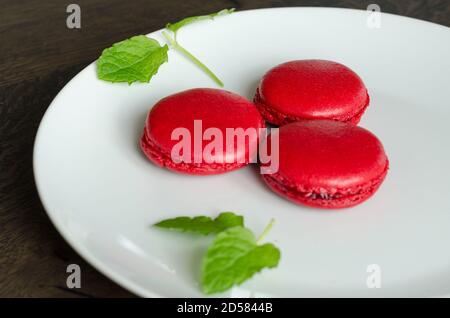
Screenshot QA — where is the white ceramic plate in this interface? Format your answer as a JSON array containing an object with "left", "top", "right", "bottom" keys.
[{"left": 34, "top": 8, "right": 450, "bottom": 297}]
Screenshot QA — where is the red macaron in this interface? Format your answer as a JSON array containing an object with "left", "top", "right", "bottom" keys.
[
  {"left": 254, "top": 60, "right": 370, "bottom": 125},
  {"left": 140, "top": 88, "right": 265, "bottom": 175},
  {"left": 260, "top": 120, "right": 388, "bottom": 209}
]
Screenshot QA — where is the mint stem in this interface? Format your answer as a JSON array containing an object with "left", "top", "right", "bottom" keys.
[
  {"left": 162, "top": 31, "right": 224, "bottom": 87},
  {"left": 256, "top": 218, "right": 275, "bottom": 244}
]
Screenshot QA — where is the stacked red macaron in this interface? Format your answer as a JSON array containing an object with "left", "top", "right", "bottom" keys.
[{"left": 140, "top": 60, "right": 389, "bottom": 209}]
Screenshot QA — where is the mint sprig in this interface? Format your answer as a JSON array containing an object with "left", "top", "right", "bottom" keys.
[
  {"left": 97, "top": 35, "right": 168, "bottom": 84},
  {"left": 153, "top": 213, "right": 280, "bottom": 295},
  {"left": 96, "top": 9, "right": 234, "bottom": 86},
  {"left": 154, "top": 212, "right": 243, "bottom": 235},
  {"left": 202, "top": 220, "right": 280, "bottom": 294}
]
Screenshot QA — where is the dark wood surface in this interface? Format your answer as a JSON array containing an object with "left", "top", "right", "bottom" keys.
[{"left": 0, "top": 0, "right": 448, "bottom": 298}]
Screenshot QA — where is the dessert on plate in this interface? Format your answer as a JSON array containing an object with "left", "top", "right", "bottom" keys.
[
  {"left": 254, "top": 60, "right": 370, "bottom": 125},
  {"left": 141, "top": 88, "right": 265, "bottom": 175},
  {"left": 260, "top": 120, "right": 389, "bottom": 208}
]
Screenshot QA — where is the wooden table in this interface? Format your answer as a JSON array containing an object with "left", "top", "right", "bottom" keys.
[{"left": 0, "top": 0, "right": 448, "bottom": 298}]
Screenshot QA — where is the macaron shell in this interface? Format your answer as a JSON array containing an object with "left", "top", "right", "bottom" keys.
[
  {"left": 256, "top": 60, "right": 369, "bottom": 125},
  {"left": 141, "top": 88, "right": 264, "bottom": 174},
  {"left": 261, "top": 120, "right": 389, "bottom": 208}
]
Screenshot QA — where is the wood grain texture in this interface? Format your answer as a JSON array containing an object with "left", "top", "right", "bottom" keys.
[{"left": 0, "top": 0, "right": 448, "bottom": 297}]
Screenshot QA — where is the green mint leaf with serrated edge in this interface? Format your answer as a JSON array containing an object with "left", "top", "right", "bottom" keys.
[
  {"left": 154, "top": 212, "right": 244, "bottom": 235},
  {"left": 201, "top": 225, "right": 280, "bottom": 294},
  {"left": 97, "top": 35, "right": 168, "bottom": 84},
  {"left": 166, "top": 8, "right": 235, "bottom": 35}
]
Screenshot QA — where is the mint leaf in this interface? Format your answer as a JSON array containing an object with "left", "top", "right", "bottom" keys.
[
  {"left": 166, "top": 8, "right": 235, "bottom": 35},
  {"left": 154, "top": 212, "right": 244, "bottom": 235},
  {"left": 201, "top": 226, "right": 280, "bottom": 294},
  {"left": 97, "top": 35, "right": 168, "bottom": 84}
]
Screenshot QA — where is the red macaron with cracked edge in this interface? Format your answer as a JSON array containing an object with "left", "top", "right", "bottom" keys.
[
  {"left": 260, "top": 120, "right": 388, "bottom": 209},
  {"left": 254, "top": 60, "right": 370, "bottom": 125},
  {"left": 140, "top": 88, "right": 265, "bottom": 175}
]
